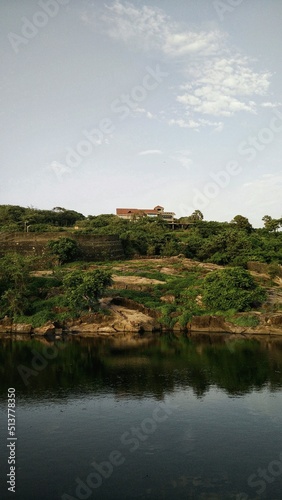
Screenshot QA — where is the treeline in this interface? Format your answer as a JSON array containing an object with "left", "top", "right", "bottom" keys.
[
  {"left": 75, "top": 213, "right": 282, "bottom": 266},
  {"left": 0, "top": 205, "right": 84, "bottom": 232},
  {"left": 0, "top": 205, "right": 281, "bottom": 266},
  {"left": 182, "top": 220, "right": 282, "bottom": 267}
]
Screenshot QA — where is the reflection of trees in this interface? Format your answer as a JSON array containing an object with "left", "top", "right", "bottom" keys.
[{"left": 0, "top": 334, "right": 282, "bottom": 402}]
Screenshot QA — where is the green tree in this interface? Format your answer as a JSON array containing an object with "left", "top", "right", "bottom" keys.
[
  {"left": 262, "top": 215, "right": 281, "bottom": 232},
  {"left": 63, "top": 269, "right": 113, "bottom": 313},
  {"left": 202, "top": 267, "right": 266, "bottom": 312},
  {"left": 180, "top": 210, "right": 204, "bottom": 223},
  {"left": 47, "top": 237, "right": 80, "bottom": 264},
  {"left": 0, "top": 253, "right": 32, "bottom": 317},
  {"left": 231, "top": 215, "right": 253, "bottom": 233},
  {"left": 191, "top": 209, "right": 204, "bottom": 221}
]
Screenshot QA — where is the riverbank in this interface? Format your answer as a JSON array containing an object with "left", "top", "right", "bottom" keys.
[
  {"left": 1, "top": 256, "right": 282, "bottom": 336},
  {"left": 1, "top": 305, "right": 282, "bottom": 336}
]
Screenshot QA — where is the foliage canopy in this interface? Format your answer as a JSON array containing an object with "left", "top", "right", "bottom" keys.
[
  {"left": 63, "top": 269, "right": 113, "bottom": 312},
  {"left": 47, "top": 238, "right": 80, "bottom": 264},
  {"left": 202, "top": 267, "right": 266, "bottom": 312}
]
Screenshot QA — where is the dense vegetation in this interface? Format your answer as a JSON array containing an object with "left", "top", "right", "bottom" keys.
[
  {"left": 47, "top": 237, "right": 81, "bottom": 264},
  {"left": 0, "top": 205, "right": 281, "bottom": 328},
  {"left": 0, "top": 253, "right": 273, "bottom": 329},
  {"left": 1, "top": 204, "right": 281, "bottom": 266},
  {"left": 0, "top": 205, "right": 84, "bottom": 233},
  {"left": 202, "top": 267, "right": 266, "bottom": 312}
]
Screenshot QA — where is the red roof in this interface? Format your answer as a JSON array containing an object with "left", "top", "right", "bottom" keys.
[
  {"left": 116, "top": 208, "right": 158, "bottom": 215},
  {"left": 116, "top": 206, "right": 175, "bottom": 217}
]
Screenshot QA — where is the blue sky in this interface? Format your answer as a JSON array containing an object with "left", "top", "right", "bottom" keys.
[{"left": 1, "top": 0, "right": 282, "bottom": 226}]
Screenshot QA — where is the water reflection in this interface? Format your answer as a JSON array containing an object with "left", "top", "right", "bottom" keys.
[
  {"left": 1, "top": 333, "right": 282, "bottom": 499},
  {"left": 1, "top": 332, "right": 282, "bottom": 401}
]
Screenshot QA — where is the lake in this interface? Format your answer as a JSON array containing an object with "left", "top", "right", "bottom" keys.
[{"left": 0, "top": 332, "right": 282, "bottom": 500}]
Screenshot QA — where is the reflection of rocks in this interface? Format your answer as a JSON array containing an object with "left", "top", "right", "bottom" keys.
[
  {"left": 0, "top": 333, "right": 32, "bottom": 341},
  {"left": 109, "top": 335, "right": 156, "bottom": 351}
]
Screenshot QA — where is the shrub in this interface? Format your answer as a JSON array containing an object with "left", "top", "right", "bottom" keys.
[
  {"left": 47, "top": 237, "right": 80, "bottom": 264},
  {"left": 63, "top": 269, "right": 113, "bottom": 313},
  {"left": 230, "top": 315, "right": 260, "bottom": 327},
  {"left": 202, "top": 267, "right": 266, "bottom": 312}
]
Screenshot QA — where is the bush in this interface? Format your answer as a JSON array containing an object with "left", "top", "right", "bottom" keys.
[
  {"left": 47, "top": 237, "right": 80, "bottom": 264},
  {"left": 202, "top": 267, "right": 266, "bottom": 312},
  {"left": 0, "top": 253, "right": 32, "bottom": 317},
  {"left": 63, "top": 269, "right": 113, "bottom": 313}
]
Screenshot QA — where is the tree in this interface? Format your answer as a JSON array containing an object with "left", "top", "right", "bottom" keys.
[
  {"left": 0, "top": 253, "right": 32, "bottom": 317},
  {"left": 180, "top": 210, "right": 204, "bottom": 223},
  {"left": 202, "top": 267, "right": 266, "bottom": 312},
  {"left": 63, "top": 269, "right": 113, "bottom": 312},
  {"left": 0, "top": 205, "right": 26, "bottom": 232},
  {"left": 231, "top": 215, "right": 253, "bottom": 233},
  {"left": 191, "top": 210, "right": 204, "bottom": 221},
  {"left": 47, "top": 238, "right": 80, "bottom": 264},
  {"left": 262, "top": 215, "right": 281, "bottom": 232}
]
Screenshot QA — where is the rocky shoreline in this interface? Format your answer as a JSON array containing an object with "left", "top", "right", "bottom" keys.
[{"left": 1, "top": 297, "right": 282, "bottom": 337}]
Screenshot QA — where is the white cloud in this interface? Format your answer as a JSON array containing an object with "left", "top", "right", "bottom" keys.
[
  {"left": 177, "top": 56, "right": 272, "bottom": 119},
  {"left": 138, "top": 149, "right": 163, "bottom": 156},
  {"left": 100, "top": 1, "right": 169, "bottom": 50},
  {"left": 261, "top": 101, "right": 282, "bottom": 108},
  {"left": 170, "top": 150, "right": 193, "bottom": 170},
  {"left": 100, "top": 2, "right": 225, "bottom": 58},
  {"left": 98, "top": 1, "right": 275, "bottom": 127},
  {"left": 168, "top": 118, "right": 199, "bottom": 129},
  {"left": 100, "top": 1, "right": 224, "bottom": 58},
  {"left": 168, "top": 117, "right": 223, "bottom": 131},
  {"left": 163, "top": 30, "right": 224, "bottom": 57}
]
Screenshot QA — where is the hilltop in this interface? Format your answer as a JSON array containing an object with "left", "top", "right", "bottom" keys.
[{"left": 0, "top": 205, "right": 282, "bottom": 336}]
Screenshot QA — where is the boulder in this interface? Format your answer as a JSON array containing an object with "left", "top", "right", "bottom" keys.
[
  {"left": 265, "top": 314, "right": 282, "bottom": 326},
  {"left": 11, "top": 323, "right": 32, "bottom": 334},
  {"left": 188, "top": 315, "right": 230, "bottom": 333},
  {"left": 33, "top": 321, "right": 56, "bottom": 336},
  {"left": 0, "top": 316, "right": 12, "bottom": 333},
  {"left": 160, "top": 295, "right": 175, "bottom": 304}
]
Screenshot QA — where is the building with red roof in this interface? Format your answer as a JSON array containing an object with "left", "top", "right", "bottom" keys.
[{"left": 116, "top": 205, "right": 175, "bottom": 223}]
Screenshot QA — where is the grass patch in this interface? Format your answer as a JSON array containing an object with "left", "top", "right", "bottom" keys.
[
  {"left": 110, "top": 288, "right": 162, "bottom": 310},
  {"left": 137, "top": 271, "right": 167, "bottom": 281},
  {"left": 229, "top": 315, "right": 260, "bottom": 327}
]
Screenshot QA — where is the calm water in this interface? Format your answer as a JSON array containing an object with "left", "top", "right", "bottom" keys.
[{"left": 1, "top": 332, "right": 282, "bottom": 500}]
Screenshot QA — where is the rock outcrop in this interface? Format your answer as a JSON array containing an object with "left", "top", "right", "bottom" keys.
[
  {"left": 1, "top": 306, "right": 282, "bottom": 337},
  {"left": 66, "top": 305, "right": 161, "bottom": 334},
  {"left": 187, "top": 315, "right": 231, "bottom": 333},
  {"left": 33, "top": 321, "right": 56, "bottom": 336}
]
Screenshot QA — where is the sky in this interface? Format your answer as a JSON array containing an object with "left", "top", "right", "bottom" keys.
[{"left": 1, "top": 0, "right": 282, "bottom": 227}]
